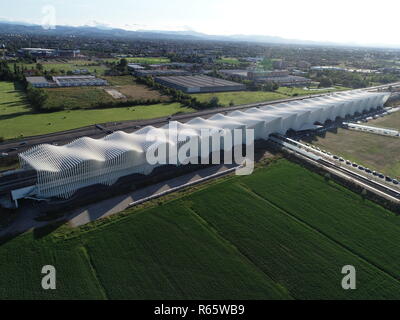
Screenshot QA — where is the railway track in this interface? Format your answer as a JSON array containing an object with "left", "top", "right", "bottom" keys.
[{"left": 318, "top": 158, "right": 400, "bottom": 199}]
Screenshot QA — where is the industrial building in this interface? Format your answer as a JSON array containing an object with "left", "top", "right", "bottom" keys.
[
  {"left": 135, "top": 69, "right": 191, "bottom": 77},
  {"left": 25, "top": 76, "right": 53, "bottom": 88},
  {"left": 220, "top": 69, "right": 311, "bottom": 87},
  {"left": 26, "top": 76, "right": 108, "bottom": 88},
  {"left": 53, "top": 76, "right": 107, "bottom": 87},
  {"left": 19, "top": 90, "right": 391, "bottom": 200},
  {"left": 155, "top": 75, "right": 246, "bottom": 93},
  {"left": 18, "top": 48, "right": 80, "bottom": 58}
]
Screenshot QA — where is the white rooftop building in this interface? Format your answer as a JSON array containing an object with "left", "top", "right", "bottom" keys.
[{"left": 19, "top": 90, "right": 391, "bottom": 199}]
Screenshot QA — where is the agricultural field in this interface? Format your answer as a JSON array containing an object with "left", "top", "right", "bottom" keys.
[
  {"left": 0, "top": 101, "right": 194, "bottom": 140},
  {"left": 43, "top": 77, "right": 169, "bottom": 110},
  {"left": 1, "top": 160, "right": 400, "bottom": 299},
  {"left": 304, "top": 127, "right": 400, "bottom": 178},
  {"left": 44, "top": 87, "right": 114, "bottom": 110},
  {"left": 102, "top": 76, "right": 169, "bottom": 101},
  {"left": 191, "top": 91, "right": 288, "bottom": 106}
]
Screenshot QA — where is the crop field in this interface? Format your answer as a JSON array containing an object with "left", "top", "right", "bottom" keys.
[
  {"left": 0, "top": 102, "right": 194, "bottom": 140},
  {"left": 44, "top": 87, "right": 114, "bottom": 110},
  {"left": 191, "top": 91, "right": 288, "bottom": 106},
  {"left": 103, "top": 76, "right": 169, "bottom": 101},
  {"left": 1, "top": 160, "right": 400, "bottom": 299},
  {"left": 304, "top": 127, "right": 400, "bottom": 178},
  {"left": 43, "top": 76, "right": 169, "bottom": 111}
]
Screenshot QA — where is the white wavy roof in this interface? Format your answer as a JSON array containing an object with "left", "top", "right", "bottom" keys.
[{"left": 18, "top": 90, "right": 391, "bottom": 198}]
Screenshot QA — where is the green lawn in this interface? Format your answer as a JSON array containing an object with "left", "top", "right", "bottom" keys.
[
  {"left": 276, "top": 86, "right": 349, "bottom": 96},
  {"left": 0, "top": 81, "right": 29, "bottom": 117},
  {"left": 0, "top": 100, "right": 194, "bottom": 140},
  {"left": 11, "top": 60, "right": 108, "bottom": 75},
  {"left": 216, "top": 57, "right": 241, "bottom": 65},
  {"left": 191, "top": 91, "right": 288, "bottom": 106},
  {"left": 1, "top": 160, "right": 400, "bottom": 299}
]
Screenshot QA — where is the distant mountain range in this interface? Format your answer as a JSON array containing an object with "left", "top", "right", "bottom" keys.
[{"left": 0, "top": 20, "right": 397, "bottom": 49}]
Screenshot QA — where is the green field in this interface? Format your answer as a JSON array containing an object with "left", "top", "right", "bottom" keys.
[
  {"left": 1, "top": 160, "right": 400, "bottom": 299},
  {"left": 0, "top": 81, "right": 29, "bottom": 117},
  {"left": 0, "top": 96, "right": 194, "bottom": 139},
  {"left": 216, "top": 57, "right": 241, "bottom": 65},
  {"left": 276, "top": 86, "right": 349, "bottom": 96},
  {"left": 11, "top": 60, "right": 108, "bottom": 75},
  {"left": 192, "top": 91, "right": 288, "bottom": 106},
  {"left": 103, "top": 57, "right": 170, "bottom": 64},
  {"left": 369, "top": 110, "right": 400, "bottom": 129},
  {"left": 44, "top": 87, "right": 114, "bottom": 110},
  {"left": 0, "top": 78, "right": 191, "bottom": 140}
]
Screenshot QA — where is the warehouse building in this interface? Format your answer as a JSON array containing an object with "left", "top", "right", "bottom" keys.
[
  {"left": 18, "top": 48, "right": 80, "bottom": 58},
  {"left": 135, "top": 69, "right": 191, "bottom": 77},
  {"left": 26, "top": 76, "right": 54, "bottom": 88},
  {"left": 19, "top": 90, "right": 391, "bottom": 200},
  {"left": 53, "top": 76, "right": 108, "bottom": 87},
  {"left": 26, "top": 76, "right": 107, "bottom": 88},
  {"left": 155, "top": 75, "right": 246, "bottom": 93}
]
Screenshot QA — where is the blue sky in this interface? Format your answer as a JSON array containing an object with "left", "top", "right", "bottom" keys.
[{"left": 1, "top": 0, "right": 400, "bottom": 47}]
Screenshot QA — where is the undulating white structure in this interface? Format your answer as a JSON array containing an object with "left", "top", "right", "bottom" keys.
[{"left": 19, "top": 90, "right": 391, "bottom": 199}]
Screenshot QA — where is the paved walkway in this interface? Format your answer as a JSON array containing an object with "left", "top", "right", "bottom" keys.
[
  {"left": 67, "top": 164, "right": 237, "bottom": 227},
  {"left": 0, "top": 164, "right": 237, "bottom": 238}
]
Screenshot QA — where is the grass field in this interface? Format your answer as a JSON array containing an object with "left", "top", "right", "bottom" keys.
[
  {"left": 368, "top": 110, "right": 400, "bottom": 129},
  {"left": 11, "top": 60, "right": 109, "bottom": 75},
  {"left": 276, "top": 86, "right": 349, "bottom": 96},
  {"left": 0, "top": 81, "right": 29, "bottom": 117},
  {"left": 103, "top": 57, "right": 170, "bottom": 64},
  {"left": 43, "top": 77, "right": 168, "bottom": 110},
  {"left": 216, "top": 57, "right": 241, "bottom": 65},
  {"left": 0, "top": 101, "right": 194, "bottom": 140},
  {"left": 1, "top": 160, "right": 400, "bottom": 299},
  {"left": 304, "top": 127, "right": 400, "bottom": 178},
  {"left": 44, "top": 87, "right": 114, "bottom": 110},
  {"left": 191, "top": 91, "right": 288, "bottom": 106}
]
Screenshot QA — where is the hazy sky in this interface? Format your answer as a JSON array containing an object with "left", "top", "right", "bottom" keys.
[{"left": 1, "top": 0, "right": 400, "bottom": 46}]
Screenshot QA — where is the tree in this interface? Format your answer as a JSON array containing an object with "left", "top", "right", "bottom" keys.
[
  {"left": 26, "top": 85, "right": 48, "bottom": 112},
  {"left": 36, "top": 63, "right": 43, "bottom": 72},
  {"left": 319, "top": 77, "right": 333, "bottom": 88},
  {"left": 118, "top": 58, "right": 128, "bottom": 69},
  {"left": 209, "top": 96, "right": 220, "bottom": 108}
]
